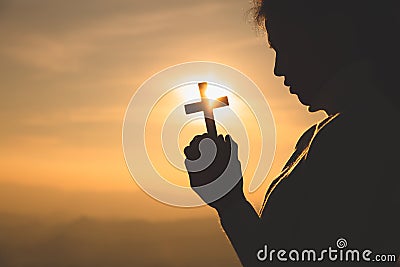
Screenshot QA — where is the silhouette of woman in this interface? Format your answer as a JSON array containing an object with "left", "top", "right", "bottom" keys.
[{"left": 185, "top": 1, "right": 399, "bottom": 266}]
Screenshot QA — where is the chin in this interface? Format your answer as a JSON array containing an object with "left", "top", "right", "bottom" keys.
[
  {"left": 307, "top": 105, "right": 320, "bottom": 112},
  {"left": 308, "top": 105, "right": 332, "bottom": 115}
]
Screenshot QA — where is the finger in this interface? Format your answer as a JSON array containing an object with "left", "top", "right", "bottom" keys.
[
  {"left": 225, "top": 135, "right": 238, "bottom": 146},
  {"left": 217, "top": 134, "right": 224, "bottom": 145},
  {"left": 184, "top": 146, "right": 191, "bottom": 158},
  {"left": 225, "top": 135, "right": 231, "bottom": 148},
  {"left": 185, "top": 134, "right": 207, "bottom": 160},
  {"left": 185, "top": 144, "right": 202, "bottom": 160},
  {"left": 226, "top": 135, "right": 239, "bottom": 159},
  {"left": 189, "top": 133, "right": 207, "bottom": 147}
]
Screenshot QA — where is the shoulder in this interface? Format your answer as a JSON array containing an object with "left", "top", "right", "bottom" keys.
[
  {"left": 307, "top": 112, "right": 398, "bottom": 167},
  {"left": 303, "top": 112, "right": 399, "bottom": 205},
  {"left": 261, "top": 112, "right": 400, "bottom": 248}
]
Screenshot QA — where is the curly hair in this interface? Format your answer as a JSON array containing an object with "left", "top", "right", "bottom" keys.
[{"left": 252, "top": 0, "right": 400, "bottom": 106}]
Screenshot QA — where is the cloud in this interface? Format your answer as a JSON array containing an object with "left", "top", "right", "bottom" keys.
[
  {"left": 0, "top": 0, "right": 325, "bottom": 195},
  {"left": 0, "top": 0, "right": 259, "bottom": 143},
  {"left": 0, "top": 0, "right": 248, "bottom": 73}
]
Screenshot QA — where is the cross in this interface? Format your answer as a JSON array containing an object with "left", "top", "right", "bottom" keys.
[{"left": 184, "top": 82, "right": 229, "bottom": 138}]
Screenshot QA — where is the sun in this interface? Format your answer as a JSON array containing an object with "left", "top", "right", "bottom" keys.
[
  {"left": 203, "top": 85, "right": 226, "bottom": 100},
  {"left": 179, "top": 82, "right": 229, "bottom": 102}
]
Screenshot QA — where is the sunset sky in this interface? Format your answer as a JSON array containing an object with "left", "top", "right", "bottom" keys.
[{"left": 0, "top": 0, "right": 325, "bottom": 220}]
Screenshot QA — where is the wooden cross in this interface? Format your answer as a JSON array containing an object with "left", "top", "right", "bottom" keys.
[{"left": 184, "top": 82, "right": 229, "bottom": 138}]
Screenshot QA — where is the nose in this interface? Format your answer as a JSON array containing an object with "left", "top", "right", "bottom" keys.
[{"left": 273, "top": 52, "right": 285, "bottom": 77}]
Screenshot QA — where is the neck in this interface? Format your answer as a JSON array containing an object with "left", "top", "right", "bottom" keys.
[{"left": 317, "top": 58, "right": 395, "bottom": 116}]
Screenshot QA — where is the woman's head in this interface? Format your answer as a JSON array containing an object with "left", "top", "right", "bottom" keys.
[{"left": 254, "top": 0, "right": 399, "bottom": 113}]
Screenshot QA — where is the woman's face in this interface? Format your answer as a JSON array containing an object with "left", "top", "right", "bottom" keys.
[{"left": 266, "top": 15, "right": 352, "bottom": 113}]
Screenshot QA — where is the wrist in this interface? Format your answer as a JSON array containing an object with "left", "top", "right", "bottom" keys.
[{"left": 212, "top": 188, "right": 247, "bottom": 214}]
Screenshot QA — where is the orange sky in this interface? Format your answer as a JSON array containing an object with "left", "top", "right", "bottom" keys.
[{"left": 0, "top": 0, "right": 325, "bottom": 219}]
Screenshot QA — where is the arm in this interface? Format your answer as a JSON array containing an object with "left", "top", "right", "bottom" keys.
[
  {"left": 184, "top": 134, "right": 264, "bottom": 266},
  {"left": 217, "top": 197, "right": 263, "bottom": 266}
]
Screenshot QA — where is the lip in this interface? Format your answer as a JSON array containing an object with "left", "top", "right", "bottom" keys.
[
  {"left": 284, "top": 80, "right": 291, "bottom": 87},
  {"left": 289, "top": 87, "right": 297, "bottom": 94},
  {"left": 297, "top": 94, "right": 310, "bottom": 106},
  {"left": 289, "top": 87, "right": 309, "bottom": 105}
]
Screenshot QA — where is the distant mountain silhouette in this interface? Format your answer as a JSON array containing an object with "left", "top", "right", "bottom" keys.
[{"left": 0, "top": 213, "right": 240, "bottom": 267}]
